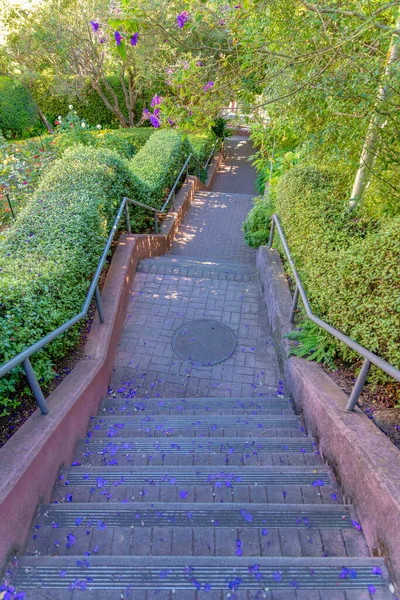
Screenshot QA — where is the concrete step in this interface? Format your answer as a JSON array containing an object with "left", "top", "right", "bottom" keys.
[
  {"left": 99, "top": 396, "right": 293, "bottom": 416},
  {"left": 87, "top": 415, "right": 303, "bottom": 439},
  {"left": 25, "top": 503, "right": 369, "bottom": 559},
  {"left": 137, "top": 255, "right": 258, "bottom": 280},
  {"left": 74, "top": 436, "right": 318, "bottom": 467},
  {"left": 55, "top": 465, "right": 333, "bottom": 489},
  {"left": 13, "top": 556, "right": 392, "bottom": 597}
]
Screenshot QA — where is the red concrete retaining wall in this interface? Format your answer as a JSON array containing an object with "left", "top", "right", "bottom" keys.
[
  {"left": 0, "top": 163, "right": 220, "bottom": 572},
  {"left": 257, "top": 245, "right": 400, "bottom": 589}
]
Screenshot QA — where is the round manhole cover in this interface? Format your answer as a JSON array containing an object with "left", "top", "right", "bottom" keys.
[{"left": 171, "top": 319, "right": 237, "bottom": 367}]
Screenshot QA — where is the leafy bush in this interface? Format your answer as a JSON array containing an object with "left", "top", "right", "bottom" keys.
[
  {"left": 187, "top": 133, "right": 214, "bottom": 165},
  {"left": 0, "top": 77, "right": 38, "bottom": 139},
  {"left": 243, "top": 196, "right": 274, "bottom": 248},
  {"left": 92, "top": 128, "right": 154, "bottom": 158},
  {"left": 33, "top": 76, "right": 164, "bottom": 131},
  {"left": 130, "top": 129, "right": 191, "bottom": 208},
  {"left": 273, "top": 166, "right": 400, "bottom": 378},
  {"left": 0, "top": 146, "right": 145, "bottom": 413}
]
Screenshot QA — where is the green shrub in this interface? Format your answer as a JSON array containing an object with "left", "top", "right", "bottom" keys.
[
  {"left": 92, "top": 128, "right": 155, "bottom": 158},
  {"left": 130, "top": 129, "right": 191, "bottom": 208},
  {"left": 0, "top": 77, "right": 38, "bottom": 138},
  {"left": 187, "top": 132, "right": 214, "bottom": 165},
  {"left": 273, "top": 165, "right": 400, "bottom": 377},
  {"left": 243, "top": 195, "right": 275, "bottom": 248},
  {"left": 0, "top": 146, "right": 146, "bottom": 413}
]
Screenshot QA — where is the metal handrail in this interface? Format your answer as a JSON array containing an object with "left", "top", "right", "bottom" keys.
[
  {"left": 268, "top": 213, "right": 400, "bottom": 411},
  {"left": 0, "top": 143, "right": 222, "bottom": 414}
]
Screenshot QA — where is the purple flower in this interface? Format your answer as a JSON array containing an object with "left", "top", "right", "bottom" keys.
[
  {"left": 369, "top": 586, "right": 377, "bottom": 595},
  {"left": 236, "top": 539, "right": 242, "bottom": 556},
  {"left": 149, "top": 114, "right": 160, "bottom": 128},
  {"left": 312, "top": 479, "right": 325, "bottom": 487},
  {"left": 130, "top": 32, "right": 139, "bottom": 46},
  {"left": 90, "top": 20, "right": 99, "bottom": 32},
  {"left": 352, "top": 520, "right": 362, "bottom": 531},
  {"left": 114, "top": 30, "right": 122, "bottom": 46},
  {"left": 196, "top": 61, "right": 204, "bottom": 67},
  {"left": 177, "top": 11, "right": 189, "bottom": 29},
  {"left": 154, "top": 108, "right": 160, "bottom": 116},
  {"left": 142, "top": 108, "right": 150, "bottom": 119},
  {"left": 372, "top": 567, "right": 382, "bottom": 575},
  {"left": 168, "top": 118, "right": 175, "bottom": 127},
  {"left": 203, "top": 81, "right": 214, "bottom": 92},
  {"left": 151, "top": 94, "right": 162, "bottom": 107}
]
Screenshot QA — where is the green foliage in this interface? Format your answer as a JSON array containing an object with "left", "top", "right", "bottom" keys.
[
  {"left": 273, "top": 166, "right": 400, "bottom": 378},
  {"left": 130, "top": 129, "right": 191, "bottom": 208},
  {"left": 92, "top": 128, "right": 154, "bottom": 159},
  {"left": 187, "top": 133, "right": 213, "bottom": 165},
  {"left": 286, "top": 320, "right": 336, "bottom": 367},
  {"left": 0, "top": 77, "right": 38, "bottom": 139},
  {"left": 0, "top": 146, "right": 143, "bottom": 413},
  {"left": 211, "top": 117, "right": 231, "bottom": 140},
  {"left": 243, "top": 196, "right": 274, "bottom": 248},
  {"left": 32, "top": 77, "right": 163, "bottom": 131}
]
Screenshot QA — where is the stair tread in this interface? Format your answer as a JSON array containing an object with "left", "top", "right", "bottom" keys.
[{"left": 14, "top": 555, "right": 391, "bottom": 593}]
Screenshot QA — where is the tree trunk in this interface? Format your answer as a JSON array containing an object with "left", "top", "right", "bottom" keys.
[
  {"left": 37, "top": 106, "right": 54, "bottom": 134},
  {"left": 91, "top": 79, "right": 130, "bottom": 128},
  {"left": 349, "top": 15, "right": 400, "bottom": 209}
]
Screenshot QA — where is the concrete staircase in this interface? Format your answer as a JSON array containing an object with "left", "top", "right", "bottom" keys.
[
  {"left": 7, "top": 143, "right": 394, "bottom": 597},
  {"left": 14, "top": 393, "right": 392, "bottom": 598}
]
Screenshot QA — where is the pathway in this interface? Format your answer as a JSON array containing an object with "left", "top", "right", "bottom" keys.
[{"left": 10, "top": 134, "right": 392, "bottom": 598}]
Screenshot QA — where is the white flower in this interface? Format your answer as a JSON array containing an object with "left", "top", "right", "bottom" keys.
[
  {"left": 81, "top": 122, "right": 86, "bottom": 128},
  {"left": 68, "top": 104, "right": 73, "bottom": 110},
  {"left": 58, "top": 116, "right": 62, "bottom": 120},
  {"left": 96, "top": 124, "right": 101, "bottom": 129},
  {"left": 74, "top": 111, "right": 77, "bottom": 115}
]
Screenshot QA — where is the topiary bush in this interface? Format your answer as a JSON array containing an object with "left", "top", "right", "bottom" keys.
[
  {"left": 0, "top": 145, "right": 146, "bottom": 414},
  {"left": 0, "top": 77, "right": 38, "bottom": 139},
  {"left": 130, "top": 129, "right": 191, "bottom": 208}
]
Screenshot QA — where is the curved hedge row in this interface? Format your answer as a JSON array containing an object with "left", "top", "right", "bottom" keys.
[
  {"left": 0, "top": 146, "right": 145, "bottom": 413},
  {"left": 0, "top": 129, "right": 213, "bottom": 411}
]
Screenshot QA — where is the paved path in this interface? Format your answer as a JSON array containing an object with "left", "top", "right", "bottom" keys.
[
  {"left": 9, "top": 135, "right": 393, "bottom": 598},
  {"left": 110, "top": 136, "right": 280, "bottom": 399}
]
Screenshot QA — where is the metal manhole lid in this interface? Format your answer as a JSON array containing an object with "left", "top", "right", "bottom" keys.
[{"left": 171, "top": 319, "right": 237, "bottom": 367}]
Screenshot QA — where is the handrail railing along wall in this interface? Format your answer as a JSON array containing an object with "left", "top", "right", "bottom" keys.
[
  {"left": 268, "top": 213, "right": 400, "bottom": 411},
  {"left": 0, "top": 139, "right": 222, "bottom": 414}
]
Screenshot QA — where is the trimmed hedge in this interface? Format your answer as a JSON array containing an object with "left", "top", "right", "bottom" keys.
[
  {"left": 0, "top": 77, "right": 38, "bottom": 138},
  {"left": 130, "top": 129, "right": 191, "bottom": 208},
  {"left": 0, "top": 146, "right": 146, "bottom": 412},
  {"left": 187, "top": 133, "right": 214, "bottom": 165},
  {"left": 262, "top": 165, "right": 400, "bottom": 377},
  {"left": 91, "top": 128, "right": 155, "bottom": 158}
]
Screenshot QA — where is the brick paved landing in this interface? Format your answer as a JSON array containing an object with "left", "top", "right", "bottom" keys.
[{"left": 8, "top": 136, "right": 394, "bottom": 598}]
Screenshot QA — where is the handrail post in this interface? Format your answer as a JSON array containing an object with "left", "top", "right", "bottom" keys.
[
  {"left": 22, "top": 358, "right": 49, "bottom": 415},
  {"left": 95, "top": 285, "right": 105, "bottom": 323},
  {"left": 290, "top": 285, "right": 299, "bottom": 323},
  {"left": 5, "top": 194, "right": 16, "bottom": 220},
  {"left": 125, "top": 202, "right": 131, "bottom": 234},
  {"left": 268, "top": 218, "right": 275, "bottom": 248},
  {"left": 346, "top": 358, "right": 371, "bottom": 411},
  {"left": 154, "top": 212, "right": 159, "bottom": 234}
]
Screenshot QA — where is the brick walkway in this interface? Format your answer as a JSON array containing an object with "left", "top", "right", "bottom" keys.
[{"left": 110, "top": 136, "right": 280, "bottom": 399}]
